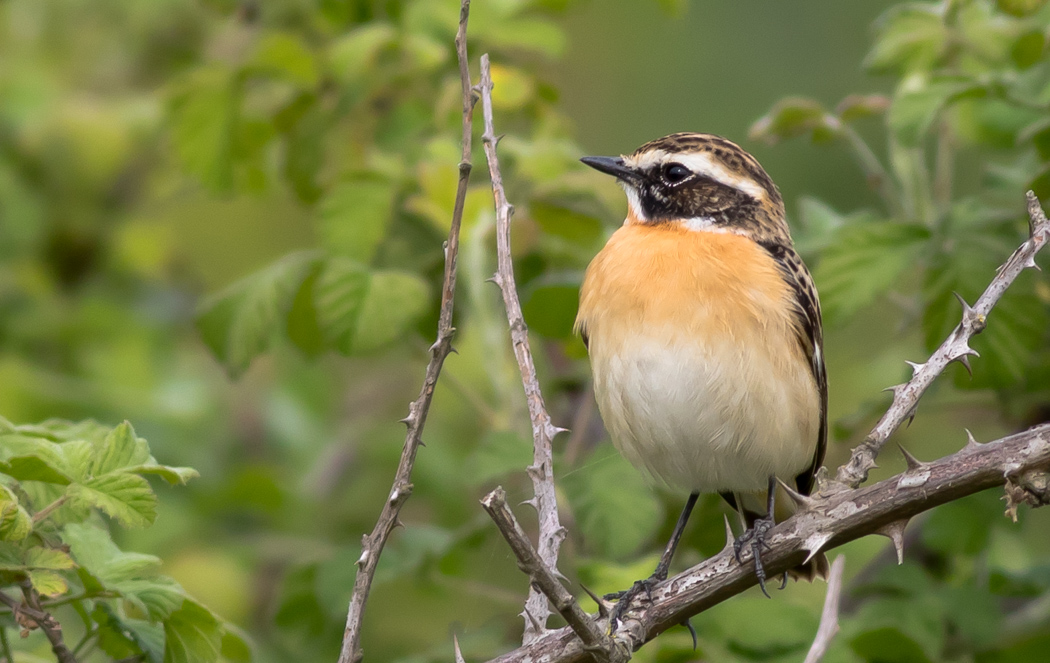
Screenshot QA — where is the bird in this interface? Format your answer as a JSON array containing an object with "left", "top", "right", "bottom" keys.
[{"left": 574, "top": 132, "right": 828, "bottom": 621}]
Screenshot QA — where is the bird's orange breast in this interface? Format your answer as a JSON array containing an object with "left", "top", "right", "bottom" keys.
[{"left": 576, "top": 221, "right": 819, "bottom": 493}]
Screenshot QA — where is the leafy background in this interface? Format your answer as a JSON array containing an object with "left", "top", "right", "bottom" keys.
[{"left": 2, "top": 0, "right": 1050, "bottom": 662}]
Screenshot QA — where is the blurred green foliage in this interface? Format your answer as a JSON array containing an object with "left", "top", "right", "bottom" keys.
[{"left": 1, "top": 0, "right": 1050, "bottom": 662}]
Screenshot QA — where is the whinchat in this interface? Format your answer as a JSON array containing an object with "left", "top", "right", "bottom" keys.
[{"left": 576, "top": 133, "right": 828, "bottom": 615}]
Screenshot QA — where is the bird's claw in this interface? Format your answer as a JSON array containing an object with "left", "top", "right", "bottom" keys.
[
  {"left": 733, "top": 515, "right": 776, "bottom": 598},
  {"left": 604, "top": 576, "right": 659, "bottom": 629}
]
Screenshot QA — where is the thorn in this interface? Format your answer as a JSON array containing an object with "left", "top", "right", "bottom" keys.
[
  {"left": 904, "top": 360, "right": 925, "bottom": 377},
  {"left": 722, "top": 514, "right": 736, "bottom": 551},
  {"left": 453, "top": 634, "right": 466, "bottom": 663},
  {"left": 399, "top": 415, "right": 413, "bottom": 426},
  {"left": 550, "top": 426, "right": 570, "bottom": 437},
  {"left": 393, "top": 517, "right": 405, "bottom": 530},
  {"left": 579, "top": 583, "right": 611, "bottom": 619},
  {"left": 776, "top": 477, "right": 818, "bottom": 511},
  {"left": 802, "top": 532, "right": 832, "bottom": 564},
  {"left": 875, "top": 519, "right": 909, "bottom": 564},
  {"left": 682, "top": 617, "right": 698, "bottom": 650},
  {"left": 953, "top": 291, "right": 974, "bottom": 317},
  {"left": 520, "top": 498, "right": 539, "bottom": 512},
  {"left": 882, "top": 383, "right": 906, "bottom": 397},
  {"left": 964, "top": 429, "right": 982, "bottom": 451},
  {"left": 521, "top": 606, "right": 544, "bottom": 634},
  {"left": 898, "top": 443, "right": 926, "bottom": 471},
  {"left": 449, "top": 345, "right": 459, "bottom": 355}
]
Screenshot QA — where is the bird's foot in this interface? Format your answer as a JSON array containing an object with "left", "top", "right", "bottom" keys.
[
  {"left": 732, "top": 515, "right": 783, "bottom": 598},
  {"left": 604, "top": 575, "right": 661, "bottom": 629}
]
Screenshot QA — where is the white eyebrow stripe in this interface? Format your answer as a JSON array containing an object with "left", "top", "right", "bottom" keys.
[{"left": 625, "top": 149, "right": 768, "bottom": 201}]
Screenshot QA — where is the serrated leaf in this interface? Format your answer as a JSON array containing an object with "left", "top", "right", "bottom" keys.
[
  {"left": 351, "top": 270, "right": 429, "bottom": 354},
  {"left": 99, "top": 552, "right": 162, "bottom": 583},
  {"left": 0, "top": 434, "right": 77, "bottom": 484},
  {"left": 196, "top": 251, "right": 322, "bottom": 376},
  {"left": 562, "top": 447, "right": 663, "bottom": 560},
  {"left": 69, "top": 474, "right": 157, "bottom": 528},
  {"left": 129, "top": 464, "right": 200, "bottom": 486},
  {"left": 865, "top": 5, "right": 948, "bottom": 73},
  {"left": 120, "top": 578, "right": 187, "bottom": 621},
  {"left": 0, "top": 454, "right": 74, "bottom": 485},
  {"left": 164, "top": 600, "right": 222, "bottom": 663},
  {"left": 64, "top": 522, "right": 122, "bottom": 575},
  {"left": 315, "top": 257, "right": 371, "bottom": 354},
  {"left": 815, "top": 221, "right": 930, "bottom": 325},
  {"left": 318, "top": 176, "right": 396, "bottom": 262},
  {"left": 29, "top": 569, "right": 68, "bottom": 597},
  {"left": 91, "top": 421, "right": 150, "bottom": 477},
  {"left": 249, "top": 32, "right": 318, "bottom": 87},
  {"left": 94, "top": 603, "right": 144, "bottom": 661},
  {"left": 169, "top": 67, "right": 237, "bottom": 192},
  {"left": 889, "top": 78, "right": 986, "bottom": 147},
  {"left": 25, "top": 546, "right": 75, "bottom": 570},
  {"left": 0, "top": 485, "right": 32, "bottom": 541}
]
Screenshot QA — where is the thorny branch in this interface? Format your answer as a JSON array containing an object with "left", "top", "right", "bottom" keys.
[
  {"left": 481, "top": 488, "right": 627, "bottom": 663},
  {"left": 0, "top": 585, "right": 77, "bottom": 663},
  {"left": 479, "top": 53, "right": 568, "bottom": 643},
  {"left": 835, "top": 191, "right": 1050, "bottom": 488},
  {"left": 803, "top": 556, "right": 846, "bottom": 663},
  {"left": 336, "top": 2, "right": 476, "bottom": 661},
  {"left": 486, "top": 424, "right": 1050, "bottom": 663},
  {"left": 479, "top": 196, "right": 1050, "bottom": 663}
]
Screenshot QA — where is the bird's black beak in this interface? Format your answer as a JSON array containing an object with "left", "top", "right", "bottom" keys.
[{"left": 580, "top": 156, "right": 639, "bottom": 183}]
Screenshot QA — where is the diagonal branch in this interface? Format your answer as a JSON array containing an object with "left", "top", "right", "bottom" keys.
[
  {"left": 479, "top": 53, "right": 568, "bottom": 643},
  {"left": 481, "top": 487, "right": 627, "bottom": 663},
  {"left": 336, "top": 3, "right": 476, "bottom": 661},
  {"left": 485, "top": 423, "right": 1050, "bottom": 663},
  {"left": 836, "top": 191, "right": 1050, "bottom": 488}
]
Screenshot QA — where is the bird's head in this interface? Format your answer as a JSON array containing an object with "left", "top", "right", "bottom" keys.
[{"left": 580, "top": 132, "right": 788, "bottom": 243}]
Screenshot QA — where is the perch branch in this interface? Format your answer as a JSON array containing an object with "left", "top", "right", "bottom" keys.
[
  {"left": 479, "top": 53, "right": 568, "bottom": 643},
  {"left": 481, "top": 488, "right": 627, "bottom": 663},
  {"left": 336, "top": 3, "right": 476, "bottom": 661},
  {"left": 485, "top": 423, "right": 1050, "bottom": 663},
  {"left": 836, "top": 191, "right": 1050, "bottom": 488},
  {"left": 0, "top": 586, "right": 77, "bottom": 663},
  {"left": 803, "top": 555, "right": 846, "bottom": 663}
]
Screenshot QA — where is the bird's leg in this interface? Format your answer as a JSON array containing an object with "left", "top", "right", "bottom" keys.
[
  {"left": 732, "top": 476, "right": 777, "bottom": 598},
  {"left": 605, "top": 492, "right": 699, "bottom": 628}
]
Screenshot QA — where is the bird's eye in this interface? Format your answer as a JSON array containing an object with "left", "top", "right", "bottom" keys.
[{"left": 663, "top": 163, "right": 691, "bottom": 183}]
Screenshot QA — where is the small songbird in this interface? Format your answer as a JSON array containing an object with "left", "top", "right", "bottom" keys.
[{"left": 575, "top": 133, "right": 828, "bottom": 616}]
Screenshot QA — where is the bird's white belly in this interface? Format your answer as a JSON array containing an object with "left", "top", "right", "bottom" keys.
[{"left": 591, "top": 329, "right": 818, "bottom": 494}]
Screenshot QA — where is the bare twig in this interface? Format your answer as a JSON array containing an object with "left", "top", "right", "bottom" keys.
[
  {"left": 479, "top": 53, "right": 568, "bottom": 643},
  {"left": 336, "top": 3, "right": 476, "bottom": 661},
  {"left": 481, "top": 488, "right": 627, "bottom": 663},
  {"left": 835, "top": 191, "right": 1050, "bottom": 488},
  {"left": 803, "top": 555, "right": 846, "bottom": 663},
  {"left": 485, "top": 423, "right": 1050, "bottom": 663},
  {"left": 0, "top": 586, "right": 77, "bottom": 663}
]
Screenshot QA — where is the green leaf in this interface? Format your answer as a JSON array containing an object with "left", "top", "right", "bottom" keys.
[
  {"left": 521, "top": 278, "right": 580, "bottom": 339},
  {"left": 1012, "top": 30, "right": 1046, "bottom": 69},
  {"left": 120, "top": 578, "right": 187, "bottom": 621},
  {"left": 866, "top": 5, "right": 948, "bottom": 73},
  {"left": 164, "top": 600, "right": 222, "bottom": 663},
  {"left": 0, "top": 454, "right": 74, "bottom": 485},
  {"left": 815, "top": 221, "right": 931, "bottom": 325},
  {"left": 0, "top": 485, "right": 32, "bottom": 541},
  {"left": 793, "top": 197, "right": 848, "bottom": 258},
  {"left": 129, "top": 464, "right": 200, "bottom": 486},
  {"left": 318, "top": 176, "right": 397, "bottom": 262},
  {"left": 196, "top": 251, "right": 322, "bottom": 376},
  {"left": 889, "top": 78, "right": 986, "bottom": 147},
  {"left": 99, "top": 552, "right": 163, "bottom": 583},
  {"left": 530, "top": 200, "right": 603, "bottom": 245},
  {"left": 836, "top": 94, "right": 891, "bottom": 122},
  {"left": 327, "top": 23, "right": 396, "bottom": 84},
  {"left": 997, "top": 0, "right": 1049, "bottom": 17},
  {"left": 249, "top": 33, "right": 318, "bottom": 88},
  {"left": 69, "top": 473, "right": 157, "bottom": 528},
  {"left": 91, "top": 421, "right": 150, "bottom": 477},
  {"left": 94, "top": 603, "right": 145, "bottom": 661},
  {"left": 220, "top": 625, "right": 253, "bottom": 663},
  {"left": 749, "top": 97, "right": 840, "bottom": 145},
  {"left": 849, "top": 594, "right": 944, "bottom": 663},
  {"left": 562, "top": 447, "right": 663, "bottom": 560},
  {"left": 25, "top": 546, "right": 76, "bottom": 570},
  {"left": 351, "top": 270, "right": 429, "bottom": 354},
  {"left": 169, "top": 67, "right": 238, "bottom": 192},
  {"left": 29, "top": 569, "right": 68, "bottom": 597},
  {"left": 314, "top": 257, "right": 370, "bottom": 354}
]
